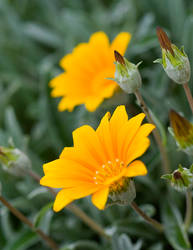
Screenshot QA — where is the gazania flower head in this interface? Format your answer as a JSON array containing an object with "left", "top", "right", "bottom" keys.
[
  {"left": 50, "top": 32, "right": 131, "bottom": 112},
  {"left": 40, "top": 106, "right": 155, "bottom": 211},
  {"left": 169, "top": 110, "right": 193, "bottom": 155}
]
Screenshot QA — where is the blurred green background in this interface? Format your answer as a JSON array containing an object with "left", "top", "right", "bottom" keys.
[{"left": 1, "top": 0, "right": 193, "bottom": 249}]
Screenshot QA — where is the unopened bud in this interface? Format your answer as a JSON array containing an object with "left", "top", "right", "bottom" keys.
[
  {"left": 155, "top": 27, "right": 190, "bottom": 84},
  {"left": 169, "top": 110, "right": 193, "bottom": 155},
  {"left": 162, "top": 164, "right": 193, "bottom": 192},
  {"left": 112, "top": 50, "right": 142, "bottom": 94},
  {"left": 0, "top": 146, "right": 31, "bottom": 176}
]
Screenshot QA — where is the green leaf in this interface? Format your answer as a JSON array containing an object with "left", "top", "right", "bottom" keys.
[
  {"left": 112, "top": 234, "right": 142, "bottom": 250},
  {"left": 34, "top": 202, "right": 53, "bottom": 228},
  {"left": 162, "top": 201, "right": 191, "bottom": 250},
  {"left": 4, "top": 230, "right": 38, "bottom": 250},
  {"left": 4, "top": 106, "right": 27, "bottom": 149}
]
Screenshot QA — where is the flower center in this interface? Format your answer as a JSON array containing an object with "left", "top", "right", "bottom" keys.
[{"left": 93, "top": 158, "right": 126, "bottom": 185}]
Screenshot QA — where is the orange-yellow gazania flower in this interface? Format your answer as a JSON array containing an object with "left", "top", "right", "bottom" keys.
[
  {"left": 40, "top": 106, "right": 155, "bottom": 211},
  {"left": 50, "top": 32, "right": 131, "bottom": 112}
]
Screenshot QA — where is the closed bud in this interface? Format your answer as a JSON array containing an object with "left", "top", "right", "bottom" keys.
[
  {"left": 155, "top": 27, "right": 190, "bottom": 84},
  {"left": 106, "top": 178, "right": 136, "bottom": 207},
  {"left": 112, "top": 50, "right": 142, "bottom": 94},
  {"left": 162, "top": 164, "right": 193, "bottom": 192},
  {"left": 0, "top": 146, "right": 31, "bottom": 176},
  {"left": 169, "top": 110, "right": 193, "bottom": 155}
]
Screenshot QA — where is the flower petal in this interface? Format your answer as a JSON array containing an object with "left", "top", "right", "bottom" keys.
[
  {"left": 119, "top": 113, "right": 145, "bottom": 160},
  {"left": 109, "top": 105, "right": 128, "bottom": 156},
  {"left": 73, "top": 125, "right": 107, "bottom": 164},
  {"left": 110, "top": 32, "right": 131, "bottom": 56},
  {"left": 124, "top": 160, "right": 147, "bottom": 177},
  {"left": 91, "top": 187, "right": 109, "bottom": 210},
  {"left": 43, "top": 159, "right": 93, "bottom": 176},
  {"left": 53, "top": 184, "right": 99, "bottom": 212},
  {"left": 96, "top": 112, "right": 115, "bottom": 161},
  {"left": 125, "top": 123, "right": 155, "bottom": 164}
]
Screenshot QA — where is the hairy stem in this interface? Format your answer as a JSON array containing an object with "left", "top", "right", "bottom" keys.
[
  {"left": 184, "top": 189, "right": 192, "bottom": 231},
  {"left": 183, "top": 82, "right": 193, "bottom": 114},
  {"left": 27, "top": 169, "right": 110, "bottom": 239},
  {"left": 131, "top": 201, "right": 163, "bottom": 232},
  {"left": 135, "top": 90, "right": 170, "bottom": 174},
  {"left": 0, "top": 195, "right": 59, "bottom": 250}
]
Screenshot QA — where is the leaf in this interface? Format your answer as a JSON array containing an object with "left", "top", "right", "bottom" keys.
[
  {"left": 33, "top": 202, "right": 53, "bottom": 228},
  {"left": 4, "top": 230, "right": 38, "bottom": 250},
  {"left": 4, "top": 106, "right": 27, "bottom": 149},
  {"left": 112, "top": 234, "right": 142, "bottom": 250},
  {"left": 162, "top": 201, "right": 191, "bottom": 250}
]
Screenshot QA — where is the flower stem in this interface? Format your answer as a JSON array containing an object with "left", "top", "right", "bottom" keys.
[
  {"left": 0, "top": 195, "right": 59, "bottom": 250},
  {"left": 27, "top": 169, "right": 110, "bottom": 239},
  {"left": 131, "top": 201, "right": 163, "bottom": 232},
  {"left": 184, "top": 188, "right": 192, "bottom": 231},
  {"left": 183, "top": 82, "right": 193, "bottom": 114},
  {"left": 134, "top": 90, "right": 170, "bottom": 174}
]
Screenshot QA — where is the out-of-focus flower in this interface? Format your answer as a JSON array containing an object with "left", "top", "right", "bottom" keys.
[
  {"left": 155, "top": 27, "right": 190, "bottom": 84},
  {"left": 40, "top": 105, "right": 155, "bottom": 211},
  {"left": 50, "top": 32, "right": 131, "bottom": 112},
  {"left": 111, "top": 50, "right": 142, "bottom": 94},
  {"left": 162, "top": 164, "right": 193, "bottom": 192},
  {"left": 169, "top": 110, "right": 193, "bottom": 155},
  {"left": 0, "top": 146, "right": 31, "bottom": 176}
]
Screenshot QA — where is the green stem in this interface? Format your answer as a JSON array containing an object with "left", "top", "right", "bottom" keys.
[
  {"left": 184, "top": 189, "right": 192, "bottom": 231},
  {"left": 0, "top": 195, "right": 59, "bottom": 250},
  {"left": 27, "top": 169, "right": 110, "bottom": 239},
  {"left": 131, "top": 201, "right": 163, "bottom": 232},
  {"left": 183, "top": 83, "right": 193, "bottom": 114},
  {"left": 135, "top": 90, "right": 170, "bottom": 174}
]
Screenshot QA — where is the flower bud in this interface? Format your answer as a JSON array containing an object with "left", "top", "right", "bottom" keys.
[
  {"left": 162, "top": 164, "right": 193, "bottom": 192},
  {"left": 169, "top": 110, "right": 193, "bottom": 155},
  {"left": 112, "top": 50, "right": 142, "bottom": 94},
  {"left": 0, "top": 146, "right": 31, "bottom": 176},
  {"left": 154, "top": 27, "right": 190, "bottom": 84},
  {"left": 107, "top": 178, "right": 136, "bottom": 207}
]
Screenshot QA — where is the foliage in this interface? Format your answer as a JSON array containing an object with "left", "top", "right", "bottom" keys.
[{"left": 0, "top": 0, "right": 193, "bottom": 249}]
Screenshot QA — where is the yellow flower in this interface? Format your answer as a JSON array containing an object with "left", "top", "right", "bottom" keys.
[
  {"left": 50, "top": 32, "right": 131, "bottom": 112},
  {"left": 40, "top": 106, "right": 155, "bottom": 211}
]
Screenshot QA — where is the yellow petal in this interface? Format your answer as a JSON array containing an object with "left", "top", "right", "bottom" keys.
[
  {"left": 119, "top": 113, "right": 145, "bottom": 160},
  {"left": 125, "top": 123, "right": 155, "bottom": 164},
  {"left": 59, "top": 147, "right": 99, "bottom": 172},
  {"left": 126, "top": 138, "right": 150, "bottom": 165},
  {"left": 110, "top": 32, "right": 131, "bottom": 55},
  {"left": 73, "top": 125, "right": 107, "bottom": 164},
  {"left": 96, "top": 112, "right": 115, "bottom": 161},
  {"left": 109, "top": 105, "right": 128, "bottom": 155},
  {"left": 53, "top": 184, "right": 99, "bottom": 212},
  {"left": 85, "top": 97, "right": 104, "bottom": 112},
  {"left": 58, "top": 96, "right": 83, "bottom": 112},
  {"left": 91, "top": 187, "right": 109, "bottom": 210},
  {"left": 40, "top": 176, "right": 92, "bottom": 189},
  {"left": 43, "top": 159, "right": 94, "bottom": 179},
  {"left": 124, "top": 160, "right": 147, "bottom": 177}
]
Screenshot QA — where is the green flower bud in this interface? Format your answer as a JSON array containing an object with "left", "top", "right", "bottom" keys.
[
  {"left": 169, "top": 110, "right": 193, "bottom": 155},
  {"left": 162, "top": 164, "right": 193, "bottom": 192},
  {"left": 0, "top": 146, "right": 31, "bottom": 176},
  {"left": 106, "top": 178, "right": 136, "bottom": 207},
  {"left": 112, "top": 50, "right": 142, "bottom": 94},
  {"left": 155, "top": 27, "right": 190, "bottom": 84}
]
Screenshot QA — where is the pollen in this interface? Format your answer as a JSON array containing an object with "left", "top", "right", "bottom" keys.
[{"left": 93, "top": 159, "right": 126, "bottom": 185}]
